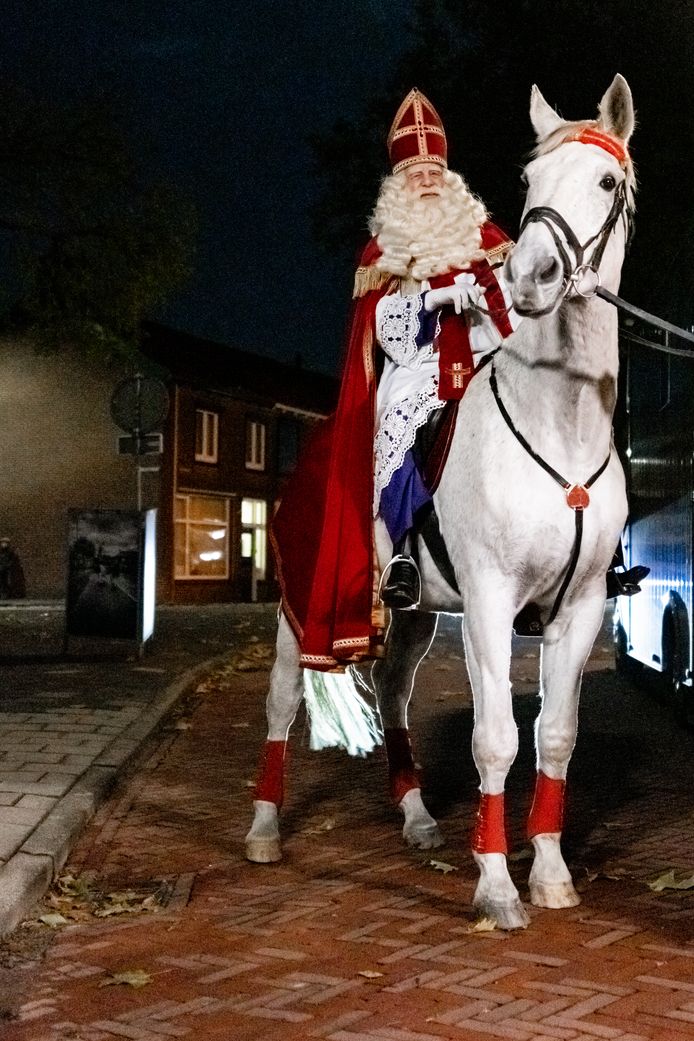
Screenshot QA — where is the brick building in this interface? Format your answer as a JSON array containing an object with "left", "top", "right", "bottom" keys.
[
  {"left": 0, "top": 326, "right": 337, "bottom": 602},
  {"left": 142, "top": 324, "right": 337, "bottom": 603}
]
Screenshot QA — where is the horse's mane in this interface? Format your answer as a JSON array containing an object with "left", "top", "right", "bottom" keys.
[{"left": 533, "top": 119, "right": 637, "bottom": 208}]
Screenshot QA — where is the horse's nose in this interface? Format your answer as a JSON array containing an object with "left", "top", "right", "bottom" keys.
[
  {"left": 539, "top": 257, "right": 560, "bottom": 283},
  {"left": 504, "top": 247, "right": 562, "bottom": 288},
  {"left": 503, "top": 234, "right": 565, "bottom": 315}
]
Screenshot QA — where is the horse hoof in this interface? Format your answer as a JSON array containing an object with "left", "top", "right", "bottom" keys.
[
  {"left": 245, "top": 836, "right": 282, "bottom": 864},
  {"left": 403, "top": 821, "right": 444, "bottom": 849},
  {"left": 246, "top": 801, "right": 282, "bottom": 863},
  {"left": 473, "top": 898, "right": 530, "bottom": 931},
  {"left": 529, "top": 880, "right": 581, "bottom": 908}
]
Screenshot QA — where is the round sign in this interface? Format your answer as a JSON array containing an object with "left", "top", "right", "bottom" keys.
[{"left": 110, "top": 374, "right": 169, "bottom": 434}]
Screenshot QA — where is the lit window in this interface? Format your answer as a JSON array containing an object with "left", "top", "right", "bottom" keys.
[
  {"left": 195, "top": 409, "right": 219, "bottom": 463},
  {"left": 175, "top": 494, "right": 229, "bottom": 579},
  {"left": 241, "top": 498, "right": 267, "bottom": 582},
  {"left": 246, "top": 420, "right": 266, "bottom": 471}
]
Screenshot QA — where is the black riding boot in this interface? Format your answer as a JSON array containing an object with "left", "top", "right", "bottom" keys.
[
  {"left": 605, "top": 543, "right": 650, "bottom": 598},
  {"left": 380, "top": 536, "right": 421, "bottom": 610}
]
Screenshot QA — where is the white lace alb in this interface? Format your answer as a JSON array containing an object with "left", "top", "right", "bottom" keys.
[
  {"left": 373, "top": 374, "right": 443, "bottom": 514},
  {"left": 378, "top": 295, "right": 435, "bottom": 368}
]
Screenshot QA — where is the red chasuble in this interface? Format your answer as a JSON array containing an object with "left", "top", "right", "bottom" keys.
[{"left": 271, "top": 222, "right": 512, "bottom": 671}]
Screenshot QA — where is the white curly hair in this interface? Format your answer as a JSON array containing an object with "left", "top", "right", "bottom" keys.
[{"left": 369, "top": 169, "right": 488, "bottom": 281}]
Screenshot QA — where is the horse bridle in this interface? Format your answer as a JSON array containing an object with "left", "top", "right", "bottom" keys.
[
  {"left": 485, "top": 148, "right": 633, "bottom": 628},
  {"left": 518, "top": 179, "right": 633, "bottom": 301}
]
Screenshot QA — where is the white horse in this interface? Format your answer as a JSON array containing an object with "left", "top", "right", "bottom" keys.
[{"left": 246, "top": 75, "right": 635, "bottom": 931}]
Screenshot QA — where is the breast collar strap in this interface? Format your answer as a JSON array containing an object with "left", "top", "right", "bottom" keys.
[{"left": 488, "top": 362, "right": 611, "bottom": 626}]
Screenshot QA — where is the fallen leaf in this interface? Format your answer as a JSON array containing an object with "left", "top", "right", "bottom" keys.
[
  {"left": 39, "top": 913, "right": 68, "bottom": 928},
  {"left": 427, "top": 860, "right": 459, "bottom": 875},
  {"left": 244, "top": 780, "right": 256, "bottom": 788},
  {"left": 99, "top": 969, "right": 152, "bottom": 989},
  {"left": 230, "top": 722, "right": 250, "bottom": 729},
  {"left": 358, "top": 970, "right": 384, "bottom": 979},
  {"left": 56, "top": 874, "right": 94, "bottom": 900},
  {"left": 647, "top": 869, "right": 694, "bottom": 892},
  {"left": 508, "top": 848, "right": 533, "bottom": 862},
  {"left": 302, "top": 817, "right": 337, "bottom": 836},
  {"left": 467, "top": 916, "right": 497, "bottom": 933},
  {"left": 94, "top": 903, "right": 136, "bottom": 918},
  {"left": 174, "top": 720, "right": 192, "bottom": 730}
]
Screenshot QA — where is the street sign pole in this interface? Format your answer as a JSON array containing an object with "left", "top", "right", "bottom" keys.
[{"left": 111, "top": 373, "right": 169, "bottom": 513}]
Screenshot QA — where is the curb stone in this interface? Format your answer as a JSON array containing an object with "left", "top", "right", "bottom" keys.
[{"left": 0, "top": 653, "right": 228, "bottom": 938}]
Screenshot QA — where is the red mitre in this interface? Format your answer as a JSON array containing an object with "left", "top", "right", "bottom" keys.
[{"left": 387, "top": 88, "right": 447, "bottom": 174}]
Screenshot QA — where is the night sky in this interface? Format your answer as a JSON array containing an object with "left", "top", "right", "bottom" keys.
[
  {"left": 1, "top": 1, "right": 414, "bottom": 374},
  {"left": 2, "top": 3, "right": 691, "bottom": 376}
]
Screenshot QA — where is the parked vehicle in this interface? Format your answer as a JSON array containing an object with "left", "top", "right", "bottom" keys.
[{"left": 614, "top": 322, "right": 694, "bottom": 726}]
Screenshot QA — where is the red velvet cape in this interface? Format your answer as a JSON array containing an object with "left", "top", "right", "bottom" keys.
[{"left": 271, "top": 223, "right": 512, "bottom": 671}]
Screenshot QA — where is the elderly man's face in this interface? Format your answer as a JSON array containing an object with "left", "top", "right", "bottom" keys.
[{"left": 404, "top": 162, "right": 445, "bottom": 199}]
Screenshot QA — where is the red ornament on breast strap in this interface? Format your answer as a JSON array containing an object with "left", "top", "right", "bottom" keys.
[{"left": 565, "top": 484, "right": 590, "bottom": 510}]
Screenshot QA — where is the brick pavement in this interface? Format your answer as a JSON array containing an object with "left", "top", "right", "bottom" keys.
[
  {"left": 0, "top": 602, "right": 279, "bottom": 935},
  {"left": 1, "top": 610, "right": 694, "bottom": 1040}
]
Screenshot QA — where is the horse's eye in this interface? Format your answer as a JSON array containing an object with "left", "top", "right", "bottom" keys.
[{"left": 600, "top": 175, "right": 616, "bottom": 191}]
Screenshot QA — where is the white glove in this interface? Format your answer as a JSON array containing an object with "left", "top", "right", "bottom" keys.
[{"left": 424, "top": 281, "right": 485, "bottom": 314}]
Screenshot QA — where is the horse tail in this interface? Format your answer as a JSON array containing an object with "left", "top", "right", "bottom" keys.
[{"left": 302, "top": 667, "right": 382, "bottom": 757}]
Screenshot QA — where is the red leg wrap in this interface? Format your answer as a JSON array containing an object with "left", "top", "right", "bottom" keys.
[
  {"left": 527, "top": 771, "right": 565, "bottom": 838},
  {"left": 471, "top": 792, "right": 508, "bottom": 854},
  {"left": 384, "top": 727, "right": 420, "bottom": 803},
  {"left": 254, "top": 740, "right": 287, "bottom": 808}
]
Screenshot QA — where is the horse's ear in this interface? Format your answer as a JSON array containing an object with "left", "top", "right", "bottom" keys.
[
  {"left": 529, "top": 84, "right": 565, "bottom": 141},
  {"left": 598, "top": 74, "right": 635, "bottom": 143}
]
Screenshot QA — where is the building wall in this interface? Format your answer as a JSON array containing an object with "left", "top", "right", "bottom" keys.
[
  {"left": 0, "top": 337, "right": 158, "bottom": 598},
  {"left": 161, "top": 384, "right": 320, "bottom": 604},
  {"left": 0, "top": 333, "right": 329, "bottom": 605}
]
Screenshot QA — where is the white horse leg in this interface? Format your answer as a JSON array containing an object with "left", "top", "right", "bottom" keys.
[
  {"left": 464, "top": 601, "right": 529, "bottom": 930},
  {"left": 245, "top": 612, "right": 304, "bottom": 863},
  {"left": 371, "top": 610, "right": 443, "bottom": 849},
  {"left": 528, "top": 593, "right": 606, "bottom": 908}
]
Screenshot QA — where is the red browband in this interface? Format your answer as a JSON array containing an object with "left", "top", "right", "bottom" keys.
[{"left": 565, "top": 127, "right": 629, "bottom": 166}]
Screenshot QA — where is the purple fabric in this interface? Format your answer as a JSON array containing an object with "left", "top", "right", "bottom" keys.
[
  {"left": 415, "top": 294, "right": 439, "bottom": 348},
  {"left": 379, "top": 448, "right": 432, "bottom": 544},
  {"left": 377, "top": 297, "right": 438, "bottom": 544}
]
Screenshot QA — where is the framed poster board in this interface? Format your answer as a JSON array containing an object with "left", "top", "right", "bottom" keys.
[{"left": 66, "top": 509, "right": 157, "bottom": 645}]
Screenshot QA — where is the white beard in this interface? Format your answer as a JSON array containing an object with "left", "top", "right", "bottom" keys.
[{"left": 369, "top": 170, "right": 488, "bottom": 281}]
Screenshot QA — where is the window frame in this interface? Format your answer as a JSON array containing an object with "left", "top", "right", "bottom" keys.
[
  {"left": 240, "top": 497, "right": 267, "bottom": 581},
  {"left": 174, "top": 493, "right": 230, "bottom": 581},
  {"left": 245, "top": 418, "right": 266, "bottom": 471},
  {"left": 194, "top": 408, "right": 219, "bottom": 464}
]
